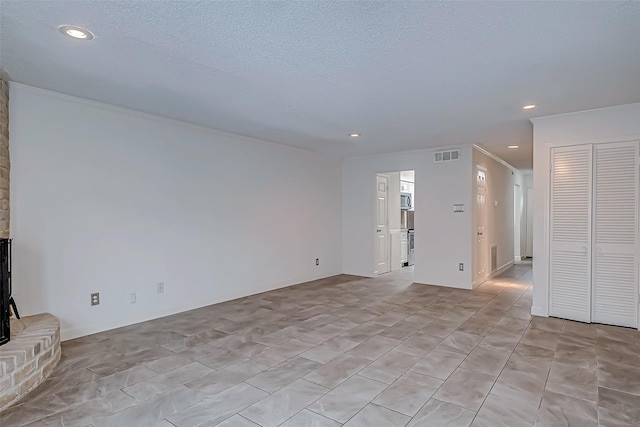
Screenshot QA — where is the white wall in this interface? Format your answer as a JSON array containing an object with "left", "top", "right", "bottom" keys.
[
  {"left": 523, "top": 173, "right": 533, "bottom": 258},
  {"left": 343, "top": 147, "right": 473, "bottom": 289},
  {"left": 531, "top": 102, "right": 640, "bottom": 317},
  {"left": 471, "top": 148, "right": 521, "bottom": 285},
  {"left": 9, "top": 84, "right": 343, "bottom": 340}
]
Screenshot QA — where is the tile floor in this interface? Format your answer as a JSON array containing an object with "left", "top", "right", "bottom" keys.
[{"left": 2, "top": 262, "right": 640, "bottom": 426}]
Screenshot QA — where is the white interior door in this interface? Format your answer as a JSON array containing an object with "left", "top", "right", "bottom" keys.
[
  {"left": 525, "top": 187, "right": 534, "bottom": 257},
  {"left": 476, "top": 167, "right": 487, "bottom": 282},
  {"left": 549, "top": 145, "right": 593, "bottom": 323},
  {"left": 376, "top": 174, "right": 390, "bottom": 274},
  {"left": 591, "top": 141, "right": 639, "bottom": 328}
]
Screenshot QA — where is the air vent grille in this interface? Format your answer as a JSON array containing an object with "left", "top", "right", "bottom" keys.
[
  {"left": 434, "top": 149, "right": 460, "bottom": 163},
  {"left": 490, "top": 244, "right": 498, "bottom": 272}
]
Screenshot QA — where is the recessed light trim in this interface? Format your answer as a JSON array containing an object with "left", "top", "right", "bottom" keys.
[
  {"left": 58, "top": 25, "right": 94, "bottom": 40},
  {"left": 522, "top": 104, "right": 536, "bottom": 110},
  {"left": 508, "top": 145, "right": 520, "bottom": 149},
  {"left": 349, "top": 133, "right": 361, "bottom": 137}
]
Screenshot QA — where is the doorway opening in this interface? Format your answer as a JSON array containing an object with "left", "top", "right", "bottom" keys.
[
  {"left": 525, "top": 186, "right": 533, "bottom": 259},
  {"left": 514, "top": 183, "right": 522, "bottom": 263},
  {"left": 374, "top": 170, "right": 415, "bottom": 278}
]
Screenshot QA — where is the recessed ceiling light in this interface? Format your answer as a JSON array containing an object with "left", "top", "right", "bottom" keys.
[
  {"left": 508, "top": 145, "right": 520, "bottom": 149},
  {"left": 58, "top": 25, "right": 94, "bottom": 40},
  {"left": 349, "top": 133, "right": 361, "bottom": 137},
  {"left": 522, "top": 104, "right": 536, "bottom": 110}
]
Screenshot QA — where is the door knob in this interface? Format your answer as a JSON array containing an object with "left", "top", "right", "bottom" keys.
[{"left": 377, "top": 229, "right": 381, "bottom": 232}]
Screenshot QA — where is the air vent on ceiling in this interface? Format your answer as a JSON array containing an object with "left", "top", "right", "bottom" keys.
[{"left": 434, "top": 149, "right": 460, "bottom": 163}]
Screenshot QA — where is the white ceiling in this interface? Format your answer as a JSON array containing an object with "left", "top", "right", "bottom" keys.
[{"left": 2, "top": 1, "right": 640, "bottom": 169}]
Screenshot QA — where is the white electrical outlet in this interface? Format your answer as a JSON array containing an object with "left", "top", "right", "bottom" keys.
[
  {"left": 129, "top": 292, "right": 137, "bottom": 304},
  {"left": 157, "top": 282, "right": 164, "bottom": 294}
]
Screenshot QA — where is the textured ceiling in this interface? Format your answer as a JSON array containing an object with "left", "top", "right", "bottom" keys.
[{"left": 2, "top": 1, "right": 640, "bottom": 169}]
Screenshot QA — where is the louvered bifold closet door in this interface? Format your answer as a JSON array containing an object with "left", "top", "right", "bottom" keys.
[
  {"left": 592, "top": 141, "right": 639, "bottom": 328},
  {"left": 549, "top": 145, "right": 592, "bottom": 323}
]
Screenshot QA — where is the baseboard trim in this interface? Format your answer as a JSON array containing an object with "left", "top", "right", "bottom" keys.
[
  {"left": 489, "top": 260, "right": 514, "bottom": 280},
  {"left": 61, "top": 272, "right": 344, "bottom": 341},
  {"left": 531, "top": 305, "right": 547, "bottom": 317}
]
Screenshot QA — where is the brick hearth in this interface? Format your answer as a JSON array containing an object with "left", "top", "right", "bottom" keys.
[{"left": 0, "top": 313, "right": 61, "bottom": 411}]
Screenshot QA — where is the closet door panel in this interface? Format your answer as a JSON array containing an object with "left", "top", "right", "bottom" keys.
[
  {"left": 592, "top": 141, "right": 639, "bottom": 328},
  {"left": 549, "top": 145, "right": 592, "bottom": 323}
]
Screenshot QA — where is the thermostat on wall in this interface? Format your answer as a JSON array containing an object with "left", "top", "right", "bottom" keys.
[{"left": 453, "top": 204, "right": 464, "bottom": 212}]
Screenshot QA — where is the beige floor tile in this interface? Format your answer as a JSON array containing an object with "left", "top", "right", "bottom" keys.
[
  {"left": 251, "top": 339, "right": 315, "bottom": 366},
  {"left": 459, "top": 346, "right": 510, "bottom": 376},
  {"left": 13, "top": 263, "right": 640, "bottom": 427},
  {"left": 433, "top": 368, "right": 496, "bottom": 411},
  {"left": 184, "top": 359, "right": 268, "bottom": 396},
  {"left": 478, "top": 329, "right": 521, "bottom": 352},
  {"left": 520, "top": 328, "right": 559, "bottom": 351},
  {"left": 439, "top": 308, "right": 476, "bottom": 324},
  {"left": 597, "top": 386, "right": 640, "bottom": 427},
  {"left": 472, "top": 392, "right": 538, "bottom": 427},
  {"left": 379, "top": 321, "right": 424, "bottom": 340},
  {"left": 373, "top": 371, "right": 443, "bottom": 416},
  {"left": 300, "top": 337, "right": 360, "bottom": 364},
  {"left": 307, "top": 375, "right": 387, "bottom": 423},
  {"left": 394, "top": 334, "right": 442, "bottom": 357},
  {"left": 296, "top": 324, "right": 353, "bottom": 345},
  {"left": 535, "top": 390, "right": 597, "bottom": 427},
  {"left": 598, "top": 359, "right": 640, "bottom": 396},
  {"left": 410, "top": 348, "right": 466, "bottom": 380},
  {"left": 339, "top": 322, "right": 389, "bottom": 342},
  {"left": 419, "top": 319, "right": 460, "bottom": 338},
  {"left": 343, "top": 403, "right": 411, "bottom": 427},
  {"left": 216, "top": 415, "right": 260, "bottom": 426},
  {"left": 437, "top": 331, "right": 483, "bottom": 355},
  {"left": 95, "top": 386, "right": 205, "bottom": 427},
  {"left": 358, "top": 350, "right": 420, "bottom": 384},
  {"left": 346, "top": 335, "right": 402, "bottom": 361},
  {"left": 492, "top": 317, "right": 530, "bottom": 336},
  {"left": 166, "top": 383, "right": 267, "bottom": 427},
  {"left": 489, "top": 365, "right": 546, "bottom": 407},
  {"left": 245, "top": 356, "right": 320, "bottom": 393},
  {"left": 120, "top": 363, "right": 213, "bottom": 402},
  {"left": 408, "top": 399, "right": 476, "bottom": 427},
  {"left": 303, "top": 354, "right": 371, "bottom": 388},
  {"left": 455, "top": 316, "right": 498, "bottom": 336},
  {"left": 545, "top": 361, "right": 597, "bottom": 402},
  {"left": 370, "top": 311, "right": 409, "bottom": 327},
  {"left": 241, "top": 379, "right": 328, "bottom": 427},
  {"left": 530, "top": 316, "right": 564, "bottom": 332},
  {"left": 280, "top": 409, "right": 341, "bottom": 427},
  {"left": 553, "top": 342, "right": 597, "bottom": 370}
]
